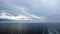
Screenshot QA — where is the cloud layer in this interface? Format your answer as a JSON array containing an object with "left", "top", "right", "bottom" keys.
[{"left": 0, "top": 0, "right": 60, "bottom": 22}]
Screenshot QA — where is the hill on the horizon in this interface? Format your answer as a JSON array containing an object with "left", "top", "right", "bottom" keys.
[{"left": 0, "top": 18, "right": 12, "bottom": 21}]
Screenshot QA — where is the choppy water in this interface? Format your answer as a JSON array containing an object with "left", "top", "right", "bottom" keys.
[{"left": 0, "top": 23, "right": 60, "bottom": 34}]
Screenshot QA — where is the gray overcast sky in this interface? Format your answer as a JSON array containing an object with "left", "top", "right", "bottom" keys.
[{"left": 0, "top": 0, "right": 60, "bottom": 22}]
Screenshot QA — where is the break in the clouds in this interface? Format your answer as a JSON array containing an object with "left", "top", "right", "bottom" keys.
[
  {"left": 0, "top": 0, "right": 60, "bottom": 22},
  {"left": 0, "top": 11, "right": 32, "bottom": 20}
]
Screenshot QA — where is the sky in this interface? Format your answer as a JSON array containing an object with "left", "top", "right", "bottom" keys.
[{"left": 0, "top": 0, "right": 60, "bottom": 22}]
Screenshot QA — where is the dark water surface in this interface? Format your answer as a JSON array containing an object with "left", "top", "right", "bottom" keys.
[{"left": 0, "top": 23, "right": 60, "bottom": 34}]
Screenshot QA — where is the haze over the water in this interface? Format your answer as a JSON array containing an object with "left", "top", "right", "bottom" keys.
[{"left": 0, "top": 0, "right": 60, "bottom": 22}]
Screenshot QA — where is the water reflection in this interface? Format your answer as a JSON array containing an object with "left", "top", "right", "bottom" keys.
[{"left": 0, "top": 23, "right": 60, "bottom": 34}]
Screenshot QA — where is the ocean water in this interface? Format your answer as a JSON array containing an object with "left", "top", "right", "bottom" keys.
[{"left": 0, "top": 23, "right": 60, "bottom": 34}]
